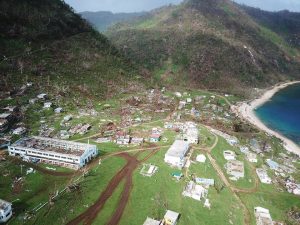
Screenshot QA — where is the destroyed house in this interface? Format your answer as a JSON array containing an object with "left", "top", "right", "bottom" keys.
[
  {"left": 0, "top": 119, "right": 8, "bottom": 132},
  {"left": 256, "top": 169, "right": 272, "bottom": 184},
  {"left": 0, "top": 199, "right": 12, "bottom": 223},
  {"left": 0, "top": 139, "right": 10, "bottom": 149},
  {"left": 225, "top": 160, "right": 244, "bottom": 179},
  {"left": 163, "top": 210, "right": 179, "bottom": 225},
  {"left": 0, "top": 113, "right": 13, "bottom": 121},
  {"left": 183, "top": 127, "right": 199, "bottom": 144},
  {"left": 254, "top": 207, "right": 273, "bottom": 225},
  {"left": 8, "top": 136, "right": 98, "bottom": 170}
]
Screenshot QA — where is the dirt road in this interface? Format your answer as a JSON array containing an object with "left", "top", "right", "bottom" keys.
[{"left": 67, "top": 150, "right": 158, "bottom": 225}]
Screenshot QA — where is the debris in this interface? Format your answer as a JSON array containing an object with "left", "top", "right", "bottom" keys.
[
  {"left": 140, "top": 164, "right": 158, "bottom": 177},
  {"left": 182, "top": 181, "right": 208, "bottom": 201}
]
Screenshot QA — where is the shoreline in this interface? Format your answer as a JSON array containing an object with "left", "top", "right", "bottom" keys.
[{"left": 233, "top": 81, "right": 300, "bottom": 156}]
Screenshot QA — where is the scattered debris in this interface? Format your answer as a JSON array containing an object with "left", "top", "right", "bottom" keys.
[{"left": 140, "top": 164, "right": 158, "bottom": 177}]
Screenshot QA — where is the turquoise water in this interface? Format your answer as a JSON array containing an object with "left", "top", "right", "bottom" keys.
[{"left": 255, "top": 83, "right": 300, "bottom": 145}]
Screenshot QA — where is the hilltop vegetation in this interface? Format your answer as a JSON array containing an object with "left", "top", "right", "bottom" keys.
[
  {"left": 80, "top": 11, "right": 148, "bottom": 32},
  {"left": 107, "top": 0, "right": 300, "bottom": 95},
  {"left": 0, "top": 0, "right": 137, "bottom": 100},
  {"left": 241, "top": 5, "right": 300, "bottom": 49}
]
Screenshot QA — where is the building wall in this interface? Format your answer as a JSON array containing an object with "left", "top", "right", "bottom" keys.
[
  {"left": 164, "top": 155, "right": 185, "bottom": 168},
  {"left": 8, "top": 144, "right": 98, "bottom": 169},
  {"left": 0, "top": 204, "right": 12, "bottom": 223}
]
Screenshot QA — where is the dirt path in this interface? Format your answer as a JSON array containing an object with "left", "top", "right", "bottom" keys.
[
  {"left": 67, "top": 150, "right": 158, "bottom": 225},
  {"left": 198, "top": 127, "right": 252, "bottom": 225}
]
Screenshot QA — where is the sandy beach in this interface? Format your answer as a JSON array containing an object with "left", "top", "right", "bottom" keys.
[{"left": 233, "top": 81, "right": 300, "bottom": 156}]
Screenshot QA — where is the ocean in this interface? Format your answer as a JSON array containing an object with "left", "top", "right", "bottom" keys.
[{"left": 255, "top": 83, "right": 300, "bottom": 145}]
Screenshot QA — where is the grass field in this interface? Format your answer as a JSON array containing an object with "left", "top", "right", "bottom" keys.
[
  {"left": 119, "top": 147, "right": 244, "bottom": 225},
  {"left": 4, "top": 156, "right": 125, "bottom": 225},
  {"left": 0, "top": 160, "right": 69, "bottom": 225}
]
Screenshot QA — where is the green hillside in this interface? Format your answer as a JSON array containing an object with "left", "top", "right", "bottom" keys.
[
  {"left": 241, "top": 5, "right": 300, "bottom": 49},
  {"left": 107, "top": 0, "right": 300, "bottom": 94},
  {"left": 80, "top": 11, "right": 147, "bottom": 32},
  {"left": 0, "top": 0, "right": 137, "bottom": 100}
]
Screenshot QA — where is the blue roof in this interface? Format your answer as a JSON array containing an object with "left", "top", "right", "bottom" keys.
[{"left": 266, "top": 159, "right": 279, "bottom": 168}]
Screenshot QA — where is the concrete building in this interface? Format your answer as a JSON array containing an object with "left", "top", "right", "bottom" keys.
[
  {"left": 43, "top": 102, "right": 52, "bottom": 109},
  {"left": 256, "top": 169, "right": 272, "bottom": 184},
  {"left": 254, "top": 207, "right": 273, "bottom": 225},
  {"left": 12, "top": 127, "right": 26, "bottom": 135},
  {"left": 8, "top": 136, "right": 98, "bottom": 170},
  {"left": 164, "top": 140, "right": 190, "bottom": 169},
  {"left": 223, "top": 150, "right": 236, "bottom": 160},
  {"left": 163, "top": 210, "right": 179, "bottom": 225},
  {"left": 143, "top": 217, "right": 161, "bottom": 225},
  {"left": 0, "top": 199, "right": 12, "bottom": 223},
  {"left": 225, "top": 160, "right": 244, "bottom": 179}
]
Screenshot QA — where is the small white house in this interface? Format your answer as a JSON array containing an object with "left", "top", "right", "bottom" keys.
[
  {"left": 12, "top": 127, "right": 26, "bottom": 135},
  {"left": 43, "top": 102, "right": 52, "bottom": 109},
  {"left": 163, "top": 210, "right": 180, "bottom": 225},
  {"left": 37, "top": 93, "right": 47, "bottom": 99},
  {"left": 142, "top": 217, "right": 161, "bottom": 225},
  {"left": 186, "top": 98, "right": 192, "bottom": 103},
  {"left": 0, "top": 199, "right": 12, "bottom": 223},
  {"left": 164, "top": 140, "right": 189, "bottom": 169},
  {"left": 223, "top": 150, "right": 236, "bottom": 161},
  {"left": 54, "top": 107, "right": 63, "bottom": 113}
]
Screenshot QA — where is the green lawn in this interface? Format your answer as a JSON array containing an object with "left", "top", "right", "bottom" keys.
[
  {"left": 240, "top": 191, "right": 300, "bottom": 225},
  {"left": 0, "top": 160, "right": 69, "bottom": 225},
  {"left": 16, "top": 156, "right": 126, "bottom": 225},
  {"left": 211, "top": 137, "right": 256, "bottom": 190},
  {"left": 119, "top": 147, "right": 244, "bottom": 225}
]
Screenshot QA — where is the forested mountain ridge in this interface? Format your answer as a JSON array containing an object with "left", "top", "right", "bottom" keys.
[{"left": 107, "top": 0, "right": 300, "bottom": 94}]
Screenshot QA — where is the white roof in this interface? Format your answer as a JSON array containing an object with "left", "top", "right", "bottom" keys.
[
  {"left": 166, "top": 140, "right": 189, "bottom": 158},
  {"left": 0, "top": 199, "right": 11, "bottom": 210},
  {"left": 255, "top": 207, "right": 270, "bottom": 214},
  {"left": 164, "top": 210, "right": 179, "bottom": 221},
  {"left": 196, "top": 154, "right": 206, "bottom": 162},
  {"left": 143, "top": 217, "right": 161, "bottom": 225},
  {"left": 37, "top": 93, "right": 47, "bottom": 98},
  {"left": 0, "top": 113, "right": 11, "bottom": 119}
]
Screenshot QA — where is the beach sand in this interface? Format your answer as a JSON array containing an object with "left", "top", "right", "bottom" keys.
[{"left": 233, "top": 81, "right": 300, "bottom": 156}]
